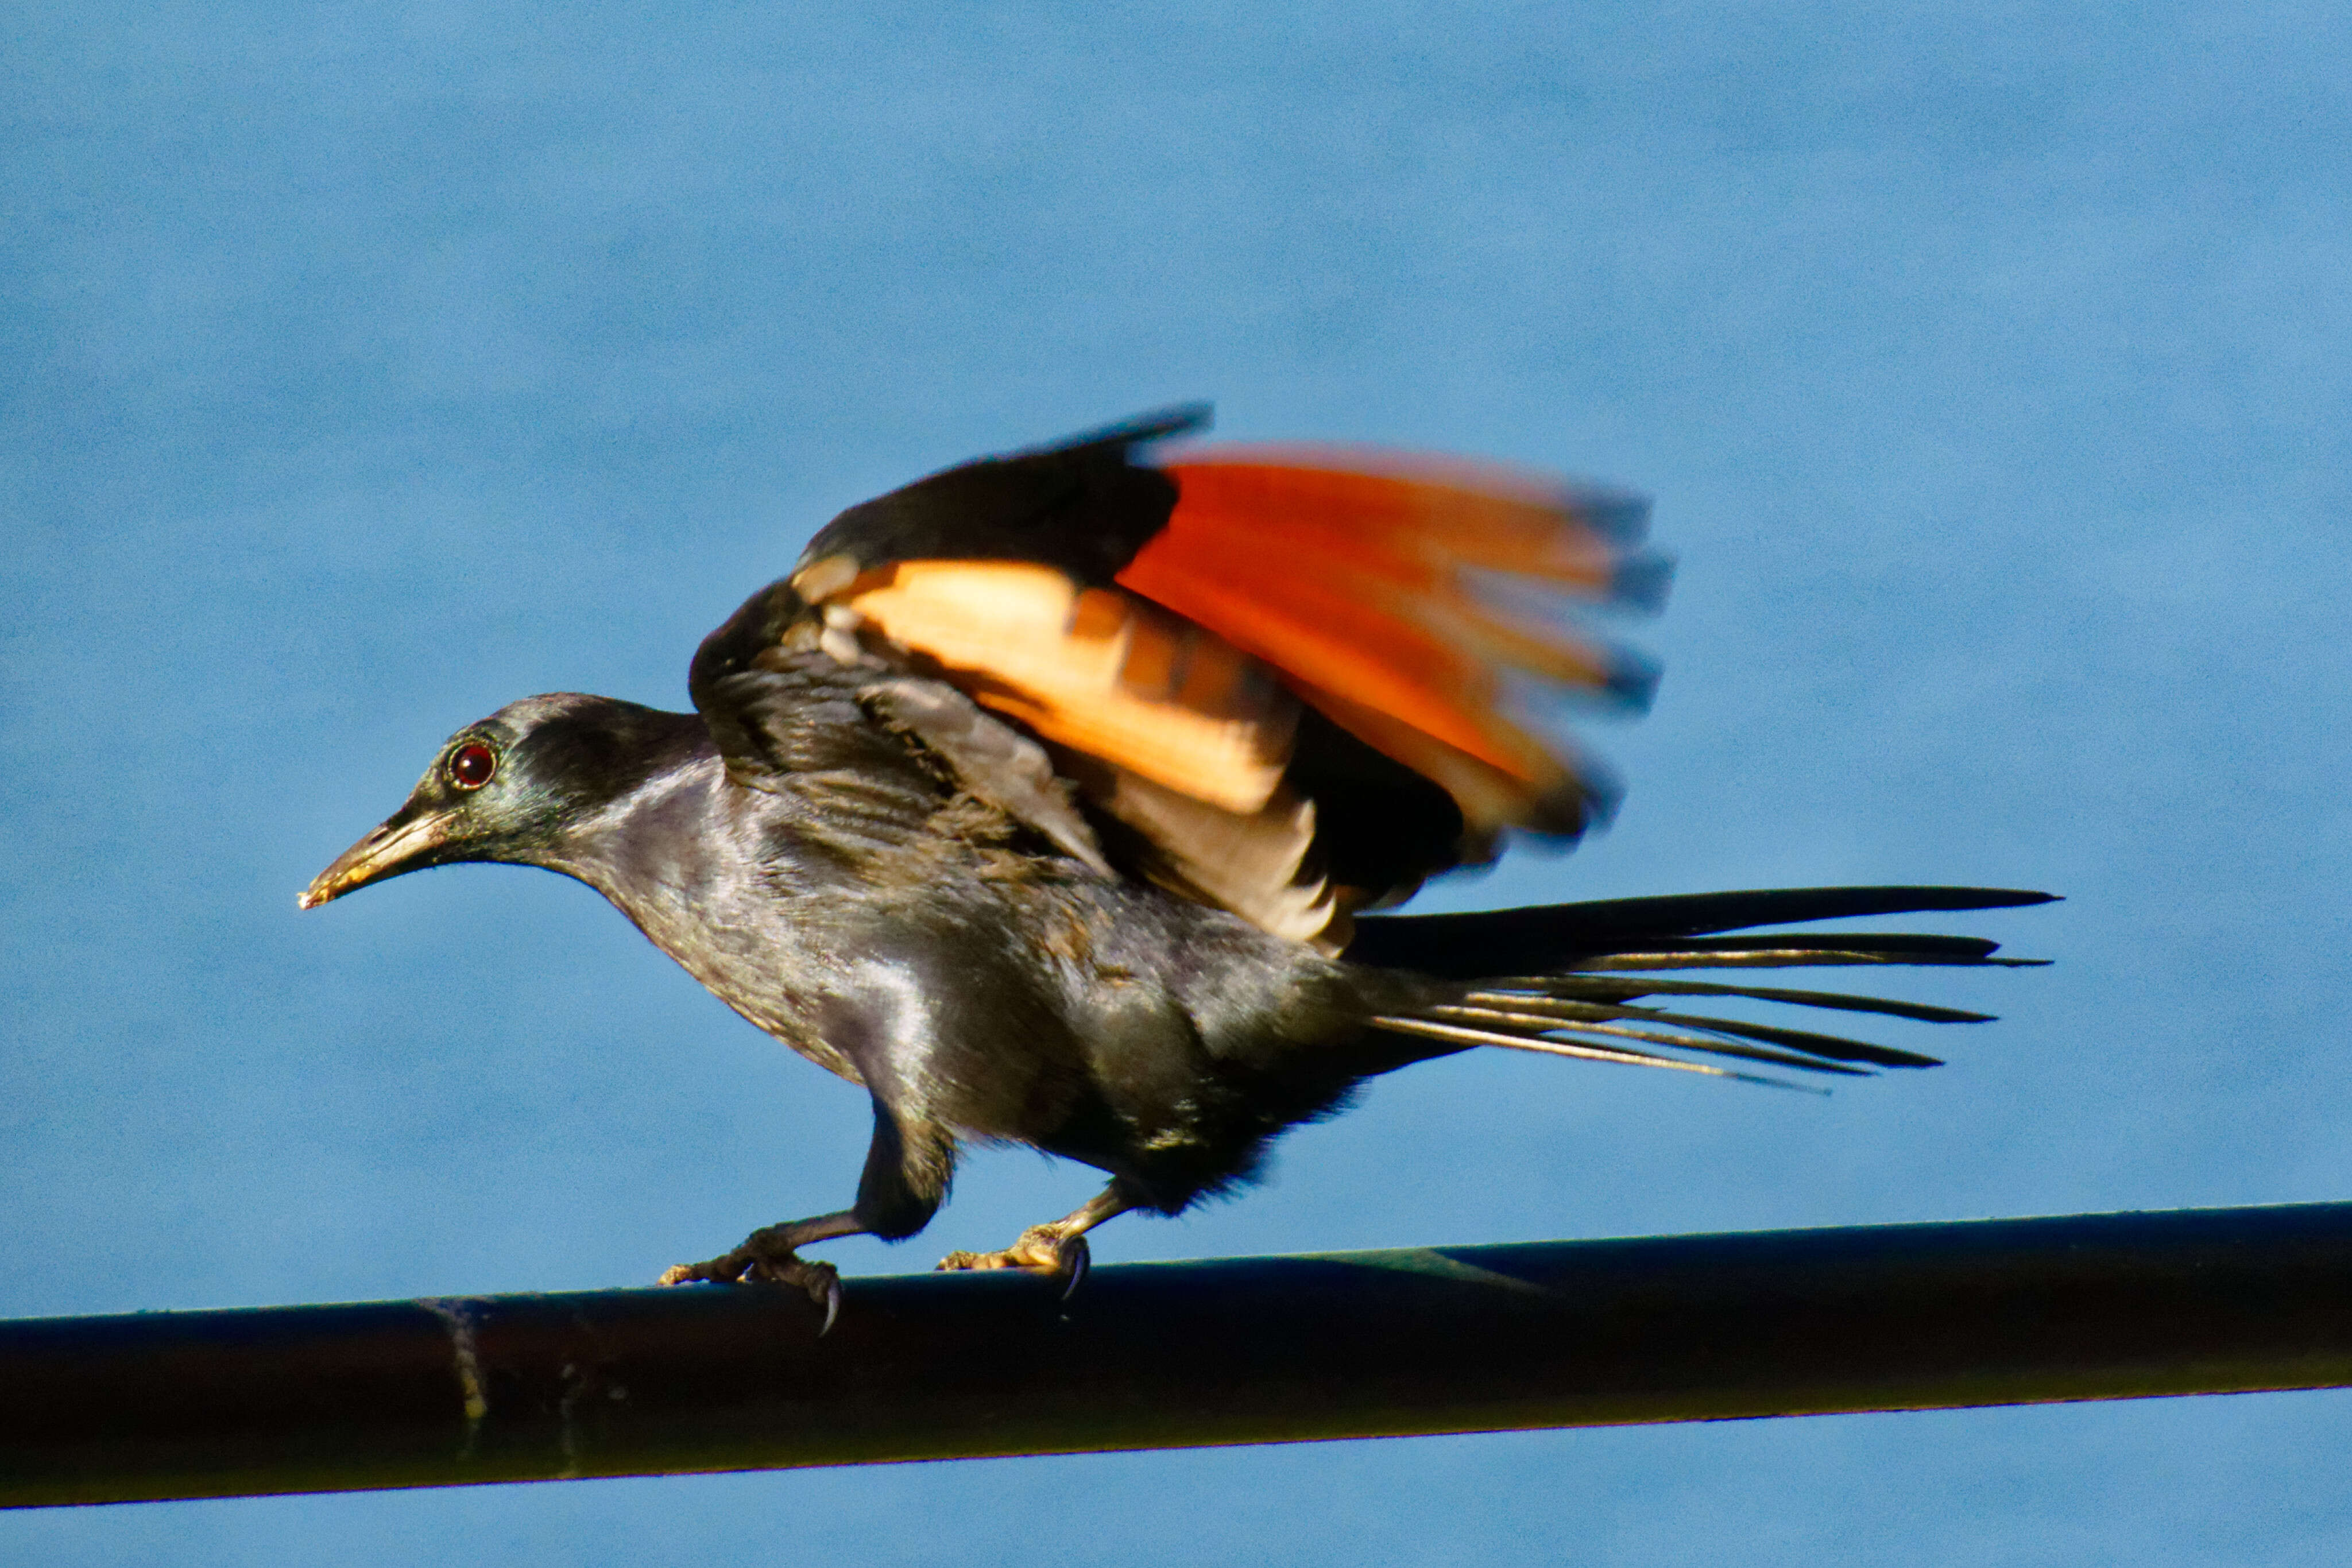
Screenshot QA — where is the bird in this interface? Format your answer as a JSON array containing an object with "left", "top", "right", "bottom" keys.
[{"left": 301, "top": 405, "right": 2051, "bottom": 1325}]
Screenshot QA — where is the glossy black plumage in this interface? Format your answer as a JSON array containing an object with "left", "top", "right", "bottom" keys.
[
  {"left": 795, "top": 404, "right": 1208, "bottom": 588},
  {"left": 304, "top": 411, "right": 2052, "bottom": 1311}
]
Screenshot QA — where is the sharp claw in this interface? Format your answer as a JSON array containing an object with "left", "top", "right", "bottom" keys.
[
  {"left": 933, "top": 1230, "right": 1091, "bottom": 1290},
  {"left": 660, "top": 1236, "right": 841, "bottom": 1334}
]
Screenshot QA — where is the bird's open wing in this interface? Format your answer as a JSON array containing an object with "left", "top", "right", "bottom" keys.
[{"left": 691, "top": 406, "right": 1667, "bottom": 951}]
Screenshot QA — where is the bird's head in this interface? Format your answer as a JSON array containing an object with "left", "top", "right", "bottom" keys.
[{"left": 300, "top": 692, "right": 697, "bottom": 909}]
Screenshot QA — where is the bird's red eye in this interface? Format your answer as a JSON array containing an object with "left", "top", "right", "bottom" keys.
[{"left": 448, "top": 742, "right": 497, "bottom": 790}]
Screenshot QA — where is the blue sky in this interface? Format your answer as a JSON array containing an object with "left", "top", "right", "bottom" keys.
[{"left": 6, "top": 2, "right": 2351, "bottom": 1562}]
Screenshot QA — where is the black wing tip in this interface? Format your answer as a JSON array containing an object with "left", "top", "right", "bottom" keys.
[
  {"left": 1032, "top": 404, "right": 1214, "bottom": 459},
  {"left": 1601, "top": 646, "right": 1664, "bottom": 711},
  {"left": 1567, "top": 486, "right": 1654, "bottom": 547},
  {"left": 1519, "top": 760, "right": 1624, "bottom": 842},
  {"left": 1607, "top": 550, "right": 1676, "bottom": 615}
]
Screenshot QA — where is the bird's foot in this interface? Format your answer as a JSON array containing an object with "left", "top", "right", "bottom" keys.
[
  {"left": 659, "top": 1228, "right": 843, "bottom": 1333},
  {"left": 935, "top": 1224, "right": 1091, "bottom": 1297}
]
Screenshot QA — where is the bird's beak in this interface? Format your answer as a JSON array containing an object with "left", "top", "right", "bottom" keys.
[{"left": 299, "top": 806, "right": 454, "bottom": 909}]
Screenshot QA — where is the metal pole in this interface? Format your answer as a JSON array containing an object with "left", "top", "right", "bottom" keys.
[{"left": 8, "top": 1202, "right": 2352, "bottom": 1508}]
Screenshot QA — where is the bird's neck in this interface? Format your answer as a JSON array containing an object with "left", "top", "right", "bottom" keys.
[
  {"left": 531, "top": 733, "right": 860, "bottom": 1078},
  {"left": 532, "top": 722, "right": 731, "bottom": 910}
]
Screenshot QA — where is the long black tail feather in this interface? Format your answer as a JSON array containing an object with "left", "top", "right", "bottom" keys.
[
  {"left": 1357, "top": 884, "right": 2055, "bottom": 1085},
  {"left": 1347, "top": 884, "right": 2055, "bottom": 975}
]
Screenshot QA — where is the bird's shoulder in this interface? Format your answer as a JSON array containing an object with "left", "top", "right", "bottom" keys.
[{"left": 687, "top": 632, "right": 1109, "bottom": 886}]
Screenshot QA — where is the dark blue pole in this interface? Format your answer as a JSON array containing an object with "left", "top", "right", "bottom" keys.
[{"left": 9, "top": 1202, "right": 2352, "bottom": 1508}]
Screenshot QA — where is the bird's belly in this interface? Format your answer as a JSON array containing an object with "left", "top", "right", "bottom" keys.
[{"left": 606, "top": 883, "right": 869, "bottom": 1086}]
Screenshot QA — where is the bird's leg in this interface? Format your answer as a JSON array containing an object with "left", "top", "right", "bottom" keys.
[
  {"left": 657, "top": 1209, "right": 862, "bottom": 1323},
  {"left": 935, "top": 1180, "right": 1138, "bottom": 1292},
  {"left": 657, "top": 1096, "right": 957, "bottom": 1333}
]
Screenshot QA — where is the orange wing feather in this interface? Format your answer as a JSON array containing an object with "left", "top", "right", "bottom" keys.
[
  {"left": 808, "top": 559, "right": 1299, "bottom": 816},
  {"left": 1117, "top": 449, "right": 1657, "bottom": 831}
]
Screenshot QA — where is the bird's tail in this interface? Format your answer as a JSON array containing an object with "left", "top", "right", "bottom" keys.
[{"left": 1347, "top": 885, "right": 2055, "bottom": 1086}]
